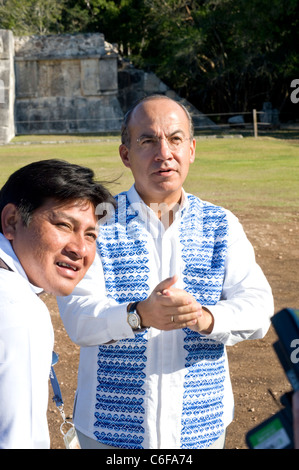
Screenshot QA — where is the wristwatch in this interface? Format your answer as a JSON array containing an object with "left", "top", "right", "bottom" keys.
[{"left": 127, "top": 301, "right": 142, "bottom": 330}]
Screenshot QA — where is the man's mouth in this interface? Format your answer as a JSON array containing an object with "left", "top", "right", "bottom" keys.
[
  {"left": 56, "top": 261, "right": 78, "bottom": 272},
  {"left": 155, "top": 168, "right": 176, "bottom": 175}
]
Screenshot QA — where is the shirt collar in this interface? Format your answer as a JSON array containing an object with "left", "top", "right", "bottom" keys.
[
  {"left": 0, "top": 233, "right": 43, "bottom": 295},
  {"left": 126, "top": 184, "right": 189, "bottom": 222}
]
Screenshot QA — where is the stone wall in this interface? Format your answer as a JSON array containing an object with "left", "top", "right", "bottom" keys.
[
  {"left": 0, "top": 30, "right": 216, "bottom": 144},
  {"left": 0, "top": 30, "right": 15, "bottom": 144},
  {"left": 13, "top": 33, "right": 123, "bottom": 135}
]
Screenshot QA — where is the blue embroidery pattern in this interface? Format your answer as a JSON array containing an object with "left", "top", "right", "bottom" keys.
[
  {"left": 94, "top": 337, "right": 147, "bottom": 448},
  {"left": 93, "top": 193, "right": 228, "bottom": 448},
  {"left": 180, "top": 196, "right": 228, "bottom": 448},
  {"left": 94, "top": 194, "right": 149, "bottom": 448}
]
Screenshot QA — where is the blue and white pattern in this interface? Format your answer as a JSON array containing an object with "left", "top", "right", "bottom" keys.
[
  {"left": 94, "top": 193, "right": 228, "bottom": 448},
  {"left": 179, "top": 196, "right": 228, "bottom": 448},
  {"left": 94, "top": 336, "right": 147, "bottom": 448}
]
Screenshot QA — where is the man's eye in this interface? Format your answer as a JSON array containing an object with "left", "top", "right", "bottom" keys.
[
  {"left": 86, "top": 232, "right": 97, "bottom": 241},
  {"left": 141, "top": 138, "right": 155, "bottom": 145},
  {"left": 170, "top": 136, "right": 183, "bottom": 145},
  {"left": 57, "top": 222, "right": 71, "bottom": 229}
]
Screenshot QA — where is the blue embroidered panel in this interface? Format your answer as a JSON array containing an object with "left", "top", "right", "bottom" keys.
[
  {"left": 94, "top": 337, "right": 147, "bottom": 448},
  {"left": 180, "top": 196, "right": 228, "bottom": 448},
  {"left": 94, "top": 194, "right": 149, "bottom": 448}
]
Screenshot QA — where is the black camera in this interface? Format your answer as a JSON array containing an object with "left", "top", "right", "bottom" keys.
[{"left": 246, "top": 308, "right": 299, "bottom": 449}]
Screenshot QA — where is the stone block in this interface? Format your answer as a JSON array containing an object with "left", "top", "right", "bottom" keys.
[
  {"left": 144, "top": 72, "right": 168, "bottom": 93},
  {"left": 0, "top": 29, "right": 14, "bottom": 60},
  {"left": 15, "top": 95, "right": 123, "bottom": 134},
  {"left": 99, "top": 57, "right": 118, "bottom": 92},
  {"left": 0, "top": 78, "right": 4, "bottom": 103},
  {"left": 0, "top": 62, "right": 12, "bottom": 83},
  {"left": 37, "top": 60, "right": 81, "bottom": 98},
  {"left": 15, "top": 60, "right": 38, "bottom": 98},
  {"left": 0, "top": 86, "right": 12, "bottom": 111},
  {"left": 0, "top": 29, "right": 15, "bottom": 143},
  {"left": 76, "top": 96, "right": 123, "bottom": 132},
  {"left": 81, "top": 59, "right": 101, "bottom": 96},
  {"left": 14, "top": 33, "right": 106, "bottom": 60},
  {"left": 81, "top": 57, "right": 118, "bottom": 95}
]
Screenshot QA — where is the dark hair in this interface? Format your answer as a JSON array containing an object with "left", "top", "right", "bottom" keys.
[
  {"left": 0, "top": 159, "right": 116, "bottom": 232},
  {"left": 121, "top": 94, "right": 194, "bottom": 147}
]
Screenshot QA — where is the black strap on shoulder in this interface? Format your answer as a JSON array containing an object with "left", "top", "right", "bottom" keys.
[{"left": 0, "top": 258, "right": 13, "bottom": 271}]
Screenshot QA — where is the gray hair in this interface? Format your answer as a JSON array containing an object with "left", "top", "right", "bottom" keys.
[{"left": 121, "top": 94, "right": 194, "bottom": 147}]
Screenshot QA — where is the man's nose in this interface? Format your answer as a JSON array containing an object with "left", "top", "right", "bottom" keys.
[
  {"left": 155, "top": 137, "right": 173, "bottom": 159},
  {"left": 65, "top": 233, "right": 87, "bottom": 259}
]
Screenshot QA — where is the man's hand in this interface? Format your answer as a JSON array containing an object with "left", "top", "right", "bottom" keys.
[{"left": 137, "top": 275, "right": 214, "bottom": 333}]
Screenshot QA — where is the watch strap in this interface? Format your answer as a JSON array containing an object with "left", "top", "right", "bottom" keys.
[{"left": 128, "top": 301, "right": 140, "bottom": 313}]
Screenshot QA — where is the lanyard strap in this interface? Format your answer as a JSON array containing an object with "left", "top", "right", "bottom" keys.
[
  {"left": 50, "top": 351, "right": 64, "bottom": 409},
  {"left": 51, "top": 352, "right": 75, "bottom": 437},
  {"left": 49, "top": 365, "right": 64, "bottom": 409},
  {"left": 50, "top": 352, "right": 68, "bottom": 429}
]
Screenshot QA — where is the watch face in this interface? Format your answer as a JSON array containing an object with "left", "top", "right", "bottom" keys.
[{"left": 128, "top": 313, "right": 140, "bottom": 329}]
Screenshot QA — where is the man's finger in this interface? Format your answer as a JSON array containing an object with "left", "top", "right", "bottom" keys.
[{"left": 154, "top": 274, "right": 178, "bottom": 294}]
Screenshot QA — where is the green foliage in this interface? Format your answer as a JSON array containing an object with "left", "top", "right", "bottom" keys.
[
  {"left": 0, "top": 0, "right": 298, "bottom": 117},
  {"left": 0, "top": 0, "right": 64, "bottom": 34},
  {"left": 133, "top": 0, "right": 299, "bottom": 115}
]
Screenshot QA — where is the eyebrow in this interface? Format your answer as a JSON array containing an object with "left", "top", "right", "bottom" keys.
[
  {"left": 50, "top": 210, "right": 98, "bottom": 232},
  {"left": 138, "top": 129, "right": 186, "bottom": 139}
]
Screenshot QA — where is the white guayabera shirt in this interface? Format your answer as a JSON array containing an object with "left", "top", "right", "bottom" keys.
[
  {"left": 58, "top": 185, "right": 273, "bottom": 449},
  {"left": 0, "top": 234, "right": 54, "bottom": 449}
]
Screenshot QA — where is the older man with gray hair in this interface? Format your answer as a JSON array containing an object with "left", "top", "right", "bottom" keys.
[{"left": 58, "top": 95, "right": 273, "bottom": 449}]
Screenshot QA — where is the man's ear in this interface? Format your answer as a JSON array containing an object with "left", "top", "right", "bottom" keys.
[
  {"left": 189, "top": 138, "right": 196, "bottom": 164},
  {"left": 1, "top": 204, "right": 21, "bottom": 240},
  {"left": 119, "top": 144, "right": 131, "bottom": 168}
]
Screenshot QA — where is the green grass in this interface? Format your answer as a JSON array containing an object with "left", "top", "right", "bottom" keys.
[
  {"left": 0, "top": 136, "right": 298, "bottom": 221},
  {"left": 188, "top": 137, "right": 299, "bottom": 216},
  {"left": 0, "top": 138, "right": 133, "bottom": 195}
]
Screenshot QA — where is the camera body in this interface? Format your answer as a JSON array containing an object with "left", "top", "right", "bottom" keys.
[{"left": 246, "top": 308, "right": 299, "bottom": 449}]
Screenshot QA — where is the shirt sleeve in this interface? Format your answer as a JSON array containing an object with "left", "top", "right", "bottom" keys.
[
  {"left": 57, "top": 251, "right": 136, "bottom": 346},
  {"left": 205, "top": 210, "right": 274, "bottom": 346}
]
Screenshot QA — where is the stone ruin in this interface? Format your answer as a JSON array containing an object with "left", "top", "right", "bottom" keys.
[
  {"left": 0, "top": 29, "right": 216, "bottom": 144},
  {"left": 0, "top": 30, "right": 15, "bottom": 144}
]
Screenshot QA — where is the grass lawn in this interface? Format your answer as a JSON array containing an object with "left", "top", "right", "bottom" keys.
[
  {"left": 0, "top": 135, "right": 298, "bottom": 221},
  {"left": 189, "top": 137, "right": 299, "bottom": 216}
]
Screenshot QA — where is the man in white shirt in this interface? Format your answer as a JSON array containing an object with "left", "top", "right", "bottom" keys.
[
  {"left": 0, "top": 159, "right": 114, "bottom": 449},
  {"left": 58, "top": 95, "right": 274, "bottom": 449}
]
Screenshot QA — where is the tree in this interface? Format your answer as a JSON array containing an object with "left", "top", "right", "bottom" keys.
[
  {"left": 0, "top": 0, "right": 64, "bottom": 34},
  {"left": 61, "top": 0, "right": 149, "bottom": 56},
  {"left": 1, "top": 0, "right": 298, "bottom": 118},
  {"left": 131, "top": 0, "right": 299, "bottom": 116}
]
